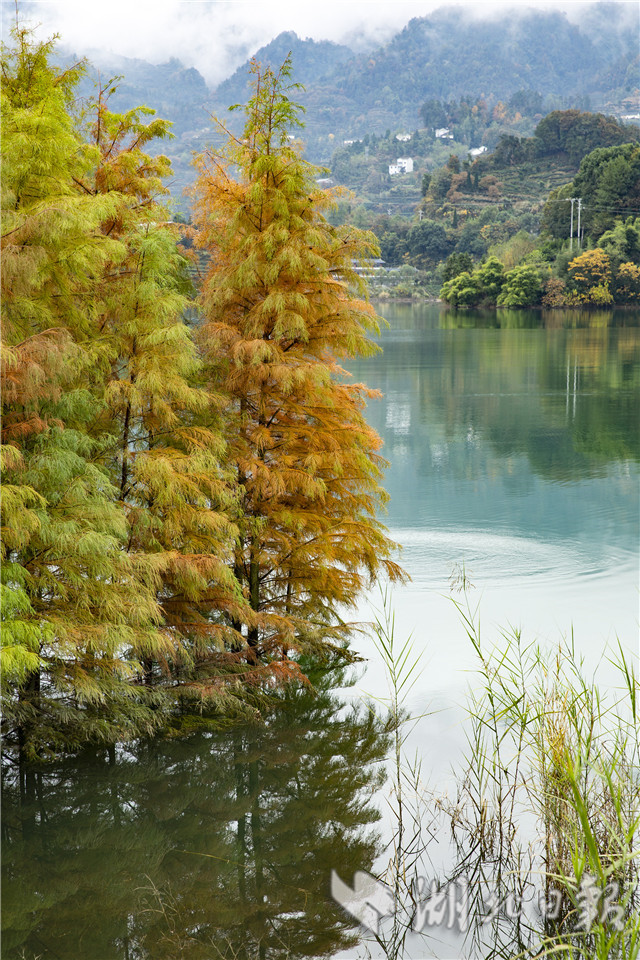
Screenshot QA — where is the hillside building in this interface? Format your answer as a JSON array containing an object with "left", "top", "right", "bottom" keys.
[{"left": 389, "top": 157, "right": 414, "bottom": 175}]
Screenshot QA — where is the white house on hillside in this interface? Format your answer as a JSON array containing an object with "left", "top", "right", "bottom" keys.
[
  {"left": 389, "top": 156, "right": 414, "bottom": 175},
  {"left": 469, "top": 146, "right": 488, "bottom": 157},
  {"left": 435, "top": 127, "right": 453, "bottom": 139},
  {"left": 395, "top": 133, "right": 412, "bottom": 142}
]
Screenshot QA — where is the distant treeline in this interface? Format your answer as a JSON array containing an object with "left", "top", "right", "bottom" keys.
[{"left": 489, "top": 110, "right": 640, "bottom": 166}]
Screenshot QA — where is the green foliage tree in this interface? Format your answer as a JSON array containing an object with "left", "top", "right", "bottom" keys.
[
  {"left": 440, "top": 255, "right": 542, "bottom": 307},
  {"left": 540, "top": 182, "right": 575, "bottom": 241},
  {"left": 598, "top": 217, "right": 640, "bottom": 265},
  {"left": 574, "top": 143, "right": 640, "bottom": 239},
  {"left": 476, "top": 256, "right": 506, "bottom": 300},
  {"left": 440, "top": 270, "right": 481, "bottom": 306},
  {"left": 508, "top": 89, "right": 543, "bottom": 115},
  {"left": 192, "top": 57, "right": 404, "bottom": 675},
  {"left": 442, "top": 251, "right": 473, "bottom": 282},
  {"left": 379, "top": 230, "right": 409, "bottom": 265},
  {"left": 492, "top": 134, "right": 535, "bottom": 166},
  {"left": 1, "top": 29, "right": 166, "bottom": 756},
  {"left": 407, "top": 218, "right": 450, "bottom": 264},
  {"left": 489, "top": 229, "right": 537, "bottom": 270},
  {"left": 542, "top": 143, "right": 640, "bottom": 245},
  {"left": 446, "top": 154, "right": 461, "bottom": 174},
  {"left": 543, "top": 144, "right": 640, "bottom": 244},
  {"left": 419, "top": 98, "right": 447, "bottom": 129},
  {"left": 497, "top": 264, "right": 542, "bottom": 306},
  {"left": 430, "top": 166, "right": 453, "bottom": 201},
  {"left": 533, "top": 110, "right": 637, "bottom": 163}
]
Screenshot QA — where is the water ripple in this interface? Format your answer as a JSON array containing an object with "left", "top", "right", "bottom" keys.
[{"left": 391, "top": 527, "right": 638, "bottom": 589}]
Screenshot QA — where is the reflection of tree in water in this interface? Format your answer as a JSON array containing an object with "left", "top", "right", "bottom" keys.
[
  {"left": 2, "top": 669, "right": 388, "bottom": 959},
  {"left": 373, "top": 309, "right": 639, "bottom": 484},
  {"left": 437, "top": 308, "right": 640, "bottom": 472}
]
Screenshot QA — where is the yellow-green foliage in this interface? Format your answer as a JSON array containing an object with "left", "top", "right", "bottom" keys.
[
  {"left": 616, "top": 261, "right": 640, "bottom": 300},
  {"left": 2, "top": 37, "right": 401, "bottom": 756},
  {"left": 0, "top": 28, "right": 251, "bottom": 757},
  {"left": 567, "top": 248, "right": 613, "bottom": 303}
]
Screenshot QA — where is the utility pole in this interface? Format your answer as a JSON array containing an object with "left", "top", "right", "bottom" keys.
[
  {"left": 569, "top": 197, "right": 575, "bottom": 251},
  {"left": 576, "top": 198, "right": 582, "bottom": 250}
]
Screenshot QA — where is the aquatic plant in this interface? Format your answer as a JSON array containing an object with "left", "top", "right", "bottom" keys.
[
  {"left": 366, "top": 587, "right": 639, "bottom": 959},
  {"left": 438, "top": 594, "right": 639, "bottom": 958}
]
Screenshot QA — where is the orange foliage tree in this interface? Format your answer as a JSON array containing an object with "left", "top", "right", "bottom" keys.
[{"left": 192, "top": 58, "right": 405, "bottom": 675}]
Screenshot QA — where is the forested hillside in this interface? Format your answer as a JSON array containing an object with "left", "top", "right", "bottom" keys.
[
  {"left": 325, "top": 110, "right": 638, "bottom": 242},
  {"left": 46, "top": 2, "right": 638, "bottom": 206},
  {"left": 317, "top": 105, "right": 640, "bottom": 309},
  {"left": 211, "top": 4, "right": 638, "bottom": 162}
]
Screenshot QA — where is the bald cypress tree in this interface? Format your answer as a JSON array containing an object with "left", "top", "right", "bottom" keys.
[
  {"left": 192, "top": 58, "right": 405, "bottom": 677},
  {"left": 1, "top": 30, "right": 253, "bottom": 757},
  {"left": 80, "top": 86, "right": 253, "bottom": 714},
  {"left": 1, "top": 30, "right": 165, "bottom": 755}
]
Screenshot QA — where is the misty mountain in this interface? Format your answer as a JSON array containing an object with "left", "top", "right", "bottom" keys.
[
  {"left": 57, "top": 52, "right": 216, "bottom": 206},
  {"left": 213, "top": 31, "right": 354, "bottom": 108},
  {"left": 49, "top": 3, "right": 638, "bottom": 207},
  {"left": 207, "top": 5, "right": 637, "bottom": 165},
  {"left": 72, "top": 53, "right": 214, "bottom": 139}
]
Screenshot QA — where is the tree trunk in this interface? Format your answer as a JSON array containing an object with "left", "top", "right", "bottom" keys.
[
  {"left": 234, "top": 735, "right": 247, "bottom": 902},
  {"left": 249, "top": 757, "right": 267, "bottom": 960},
  {"left": 247, "top": 541, "right": 260, "bottom": 658},
  {"left": 17, "top": 667, "right": 40, "bottom": 765}
]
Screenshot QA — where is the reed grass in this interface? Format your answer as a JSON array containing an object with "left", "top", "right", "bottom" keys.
[
  {"left": 442, "top": 595, "right": 639, "bottom": 958},
  {"left": 364, "top": 586, "right": 437, "bottom": 959},
  {"left": 367, "top": 587, "right": 639, "bottom": 959}
]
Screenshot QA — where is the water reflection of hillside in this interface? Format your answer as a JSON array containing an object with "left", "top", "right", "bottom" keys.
[
  {"left": 2, "top": 670, "right": 388, "bottom": 960},
  {"left": 380, "top": 303, "right": 640, "bottom": 332},
  {"left": 379, "top": 306, "right": 639, "bottom": 473},
  {"left": 344, "top": 303, "right": 639, "bottom": 556}
]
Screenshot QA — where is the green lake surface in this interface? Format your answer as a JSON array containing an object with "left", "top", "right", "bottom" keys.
[
  {"left": 350, "top": 303, "right": 639, "bottom": 705},
  {"left": 3, "top": 305, "right": 639, "bottom": 959}
]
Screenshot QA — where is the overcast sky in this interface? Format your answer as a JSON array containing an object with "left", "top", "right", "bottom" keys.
[{"left": 4, "top": 0, "right": 621, "bottom": 87}]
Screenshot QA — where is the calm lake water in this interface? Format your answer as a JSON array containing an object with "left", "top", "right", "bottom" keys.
[
  {"left": 3, "top": 305, "right": 639, "bottom": 959},
  {"left": 349, "top": 303, "right": 639, "bottom": 706}
]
